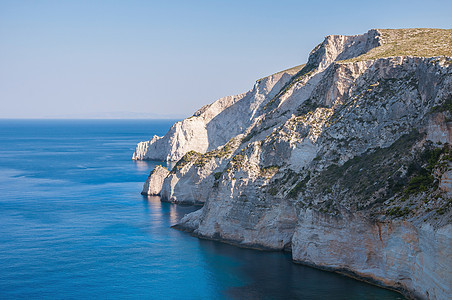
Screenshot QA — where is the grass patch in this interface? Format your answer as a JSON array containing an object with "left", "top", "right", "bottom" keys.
[
  {"left": 313, "top": 131, "right": 422, "bottom": 206},
  {"left": 386, "top": 206, "right": 411, "bottom": 217},
  {"left": 260, "top": 165, "right": 280, "bottom": 177},
  {"left": 403, "top": 144, "right": 451, "bottom": 195},
  {"left": 430, "top": 94, "right": 452, "bottom": 116},
  {"left": 194, "top": 138, "right": 239, "bottom": 168},
  {"left": 226, "top": 154, "right": 245, "bottom": 172},
  {"left": 404, "top": 169, "right": 434, "bottom": 194},
  {"left": 288, "top": 173, "right": 311, "bottom": 198},
  {"left": 341, "top": 28, "right": 452, "bottom": 62},
  {"left": 213, "top": 172, "right": 223, "bottom": 180},
  {"left": 296, "top": 98, "right": 327, "bottom": 116},
  {"left": 268, "top": 187, "right": 278, "bottom": 196},
  {"left": 170, "top": 150, "right": 202, "bottom": 173}
]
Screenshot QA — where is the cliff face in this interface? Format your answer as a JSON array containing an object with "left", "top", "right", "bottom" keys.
[
  {"left": 141, "top": 165, "right": 169, "bottom": 195},
  {"left": 132, "top": 64, "right": 302, "bottom": 162},
  {"left": 136, "top": 29, "right": 452, "bottom": 299}
]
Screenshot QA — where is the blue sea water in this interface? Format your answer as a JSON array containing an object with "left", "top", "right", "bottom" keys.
[{"left": 0, "top": 119, "right": 404, "bottom": 299}]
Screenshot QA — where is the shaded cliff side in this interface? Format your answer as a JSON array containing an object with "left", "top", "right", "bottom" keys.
[{"left": 136, "top": 29, "right": 452, "bottom": 299}]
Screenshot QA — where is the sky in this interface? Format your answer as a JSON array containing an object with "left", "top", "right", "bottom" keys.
[{"left": 1, "top": 0, "right": 451, "bottom": 119}]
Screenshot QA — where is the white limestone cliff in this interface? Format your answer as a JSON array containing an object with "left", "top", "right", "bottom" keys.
[
  {"left": 132, "top": 64, "right": 303, "bottom": 162},
  {"left": 137, "top": 29, "right": 452, "bottom": 299},
  {"left": 141, "top": 165, "right": 169, "bottom": 195},
  {"left": 291, "top": 211, "right": 451, "bottom": 299}
]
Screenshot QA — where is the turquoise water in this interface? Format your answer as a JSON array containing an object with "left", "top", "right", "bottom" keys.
[{"left": 0, "top": 119, "right": 403, "bottom": 299}]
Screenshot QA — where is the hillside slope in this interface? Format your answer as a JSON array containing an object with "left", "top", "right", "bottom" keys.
[{"left": 136, "top": 29, "right": 452, "bottom": 299}]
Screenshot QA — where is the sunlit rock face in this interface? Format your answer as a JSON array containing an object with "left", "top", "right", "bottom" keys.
[
  {"left": 132, "top": 68, "right": 297, "bottom": 162},
  {"left": 137, "top": 29, "right": 452, "bottom": 299},
  {"left": 141, "top": 165, "right": 169, "bottom": 196}
]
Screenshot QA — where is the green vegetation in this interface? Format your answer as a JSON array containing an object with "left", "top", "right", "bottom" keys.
[
  {"left": 309, "top": 129, "right": 451, "bottom": 218},
  {"left": 194, "top": 138, "right": 238, "bottom": 168},
  {"left": 203, "top": 139, "right": 234, "bottom": 159},
  {"left": 268, "top": 187, "right": 278, "bottom": 196},
  {"left": 260, "top": 165, "right": 279, "bottom": 177},
  {"left": 264, "top": 168, "right": 307, "bottom": 198},
  {"left": 170, "top": 150, "right": 202, "bottom": 173},
  {"left": 265, "top": 169, "right": 297, "bottom": 194},
  {"left": 231, "top": 154, "right": 244, "bottom": 169},
  {"left": 403, "top": 145, "right": 451, "bottom": 195},
  {"left": 423, "top": 147, "right": 449, "bottom": 170},
  {"left": 431, "top": 95, "right": 452, "bottom": 116},
  {"left": 151, "top": 165, "right": 168, "bottom": 174},
  {"left": 169, "top": 138, "right": 240, "bottom": 173},
  {"left": 288, "top": 173, "right": 311, "bottom": 198},
  {"left": 264, "top": 63, "right": 317, "bottom": 109},
  {"left": 329, "top": 76, "right": 418, "bottom": 126},
  {"left": 404, "top": 170, "right": 434, "bottom": 194},
  {"left": 261, "top": 165, "right": 279, "bottom": 171},
  {"left": 241, "top": 123, "right": 277, "bottom": 145},
  {"left": 341, "top": 29, "right": 452, "bottom": 63},
  {"left": 436, "top": 200, "right": 452, "bottom": 215},
  {"left": 296, "top": 98, "right": 327, "bottom": 116},
  {"left": 213, "top": 172, "right": 223, "bottom": 180},
  {"left": 314, "top": 131, "right": 422, "bottom": 206},
  {"left": 386, "top": 206, "right": 411, "bottom": 217},
  {"left": 225, "top": 153, "right": 246, "bottom": 173}
]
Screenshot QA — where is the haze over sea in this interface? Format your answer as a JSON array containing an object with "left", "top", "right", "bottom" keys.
[{"left": 0, "top": 119, "right": 403, "bottom": 299}]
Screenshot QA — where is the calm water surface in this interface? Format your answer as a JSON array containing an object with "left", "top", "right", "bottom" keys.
[{"left": 0, "top": 119, "right": 403, "bottom": 299}]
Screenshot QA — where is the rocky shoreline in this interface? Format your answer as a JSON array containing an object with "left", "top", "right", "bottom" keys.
[
  {"left": 173, "top": 217, "right": 414, "bottom": 299},
  {"left": 135, "top": 29, "right": 452, "bottom": 299}
]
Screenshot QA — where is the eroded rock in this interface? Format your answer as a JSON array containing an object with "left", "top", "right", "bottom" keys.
[{"left": 135, "top": 29, "right": 452, "bottom": 299}]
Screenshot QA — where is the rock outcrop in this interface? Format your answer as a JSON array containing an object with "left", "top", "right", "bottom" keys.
[
  {"left": 137, "top": 29, "right": 452, "bottom": 299},
  {"left": 132, "top": 64, "right": 303, "bottom": 162},
  {"left": 141, "top": 165, "right": 169, "bottom": 195}
]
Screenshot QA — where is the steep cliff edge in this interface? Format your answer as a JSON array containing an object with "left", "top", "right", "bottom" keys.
[
  {"left": 141, "top": 165, "right": 169, "bottom": 195},
  {"left": 132, "top": 64, "right": 303, "bottom": 162},
  {"left": 137, "top": 29, "right": 452, "bottom": 299}
]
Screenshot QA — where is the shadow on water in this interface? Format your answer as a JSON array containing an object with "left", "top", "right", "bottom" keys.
[
  {"left": 142, "top": 195, "right": 199, "bottom": 227},
  {"left": 142, "top": 195, "right": 404, "bottom": 300},
  {"left": 0, "top": 120, "right": 405, "bottom": 299},
  {"left": 197, "top": 239, "right": 404, "bottom": 300},
  {"left": 133, "top": 160, "right": 174, "bottom": 172},
  {"left": 133, "top": 159, "right": 176, "bottom": 173}
]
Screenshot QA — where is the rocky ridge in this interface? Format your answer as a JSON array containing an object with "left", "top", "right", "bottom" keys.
[{"left": 135, "top": 29, "right": 452, "bottom": 299}]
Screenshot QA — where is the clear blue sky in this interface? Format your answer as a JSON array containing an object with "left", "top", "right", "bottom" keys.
[{"left": 1, "top": 0, "right": 451, "bottom": 118}]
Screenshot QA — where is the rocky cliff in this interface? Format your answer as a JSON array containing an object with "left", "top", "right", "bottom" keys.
[
  {"left": 132, "top": 64, "right": 303, "bottom": 162},
  {"left": 136, "top": 29, "right": 452, "bottom": 299}
]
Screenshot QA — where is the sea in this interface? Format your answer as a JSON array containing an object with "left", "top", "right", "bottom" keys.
[{"left": 0, "top": 119, "right": 403, "bottom": 299}]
